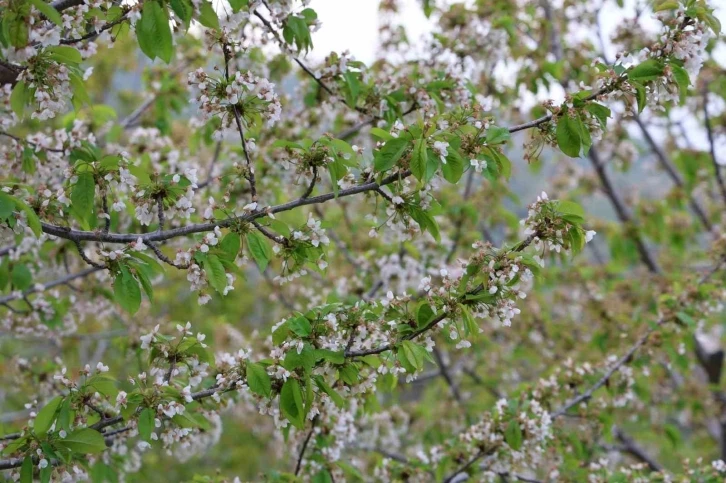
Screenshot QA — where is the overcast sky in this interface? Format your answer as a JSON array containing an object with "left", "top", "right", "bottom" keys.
[{"left": 310, "top": 0, "right": 726, "bottom": 65}]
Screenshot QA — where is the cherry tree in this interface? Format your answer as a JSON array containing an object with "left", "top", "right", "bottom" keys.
[{"left": 0, "top": 0, "right": 725, "bottom": 480}]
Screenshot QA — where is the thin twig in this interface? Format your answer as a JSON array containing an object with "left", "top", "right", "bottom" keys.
[
  {"left": 294, "top": 417, "right": 318, "bottom": 475},
  {"left": 433, "top": 347, "right": 464, "bottom": 405},
  {"left": 73, "top": 240, "right": 106, "bottom": 269},
  {"left": 301, "top": 166, "right": 317, "bottom": 199}
]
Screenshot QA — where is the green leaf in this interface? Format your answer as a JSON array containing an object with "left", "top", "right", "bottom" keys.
[
  {"left": 279, "top": 379, "right": 304, "bottom": 429},
  {"left": 34, "top": 396, "right": 63, "bottom": 434},
  {"left": 343, "top": 71, "right": 360, "bottom": 108},
  {"left": 11, "top": 263, "right": 32, "bottom": 291},
  {"left": 425, "top": 149, "right": 440, "bottom": 181},
  {"left": 288, "top": 315, "right": 312, "bottom": 337},
  {"left": 204, "top": 253, "right": 227, "bottom": 294},
  {"left": 410, "top": 138, "right": 427, "bottom": 182},
  {"left": 197, "top": 1, "right": 220, "bottom": 30},
  {"left": 114, "top": 266, "right": 141, "bottom": 314},
  {"left": 554, "top": 200, "right": 585, "bottom": 223},
  {"left": 314, "top": 376, "right": 344, "bottom": 408},
  {"left": 137, "top": 1, "right": 173, "bottom": 63},
  {"left": 374, "top": 138, "right": 409, "bottom": 172},
  {"left": 170, "top": 0, "right": 194, "bottom": 27},
  {"left": 46, "top": 45, "right": 82, "bottom": 64},
  {"left": 416, "top": 303, "right": 435, "bottom": 327},
  {"left": 338, "top": 364, "right": 359, "bottom": 384},
  {"left": 20, "top": 456, "right": 32, "bottom": 483},
  {"left": 57, "top": 397, "right": 72, "bottom": 431},
  {"left": 246, "top": 231, "right": 272, "bottom": 272},
  {"left": 633, "top": 82, "right": 647, "bottom": 113},
  {"left": 0, "top": 193, "right": 14, "bottom": 219},
  {"left": 30, "top": 0, "right": 62, "bottom": 25},
  {"left": 584, "top": 102, "right": 611, "bottom": 129},
  {"left": 628, "top": 59, "right": 664, "bottom": 82},
  {"left": 219, "top": 233, "right": 241, "bottom": 262},
  {"left": 556, "top": 113, "right": 581, "bottom": 158},
  {"left": 704, "top": 12, "right": 721, "bottom": 36},
  {"left": 17, "top": 200, "right": 41, "bottom": 237},
  {"left": 246, "top": 362, "right": 272, "bottom": 398},
  {"left": 504, "top": 419, "right": 523, "bottom": 450},
  {"left": 40, "top": 465, "right": 51, "bottom": 483},
  {"left": 227, "top": 0, "right": 248, "bottom": 13},
  {"left": 398, "top": 340, "right": 425, "bottom": 372},
  {"left": 10, "top": 80, "right": 26, "bottom": 119},
  {"left": 676, "top": 311, "right": 696, "bottom": 327},
  {"left": 8, "top": 13, "right": 29, "bottom": 48},
  {"left": 56, "top": 428, "right": 107, "bottom": 454},
  {"left": 485, "top": 126, "right": 510, "bottom": 145},
  {"left": 0, "top": 259, "right": 9, "bottom": 291},
  {"left": 442, "top": 148, "right": 464, "bottom": 183},
  {"left": 653, "top": 0, "right": 679, "bottom": 12},
  {"left": 370, "top": 127, "right": 393, "bottom": 141},
  {"left": 71, "top": 172, "right": 96, "bottom": 221},
  {"left": 409, "top": 205, "right": 440, "bottom": 241},
  {"left": 670, "top": 63, "right": 690, "bottom": 104},
  {"left": 282, "top": 15, "right": 313, "bottom": 53},
  {"left": 313, "top": 469, "right": 333, "bottom": 483},
  {"left": 460, "top": 304, "right": 478, "bottom": 335},
  {"left": 423, "top": 0, "right": 433, "bottom": 17},
  {"left": 138, "top": 407, "right": 154, "bottom": 441}
]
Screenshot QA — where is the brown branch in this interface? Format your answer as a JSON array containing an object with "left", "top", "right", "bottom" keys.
[
  {"left": 588, "top": 147, "right": 660, "bottom": 274},
  {"left": 612, "top": 426, "right": 664, "bottom": 472},
  {"left": 632, "top": 114, "right": 712, "bottom": 232},
  {"left": 703, "top": 89, "right": 726, "bottom": 208}
]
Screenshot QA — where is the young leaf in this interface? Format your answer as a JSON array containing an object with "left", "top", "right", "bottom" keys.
[
  {"left": 10, "top": 80, "right": 26, "bottom": 119},
  {"left": 504, "top": 420, "right": 523, "bottom": 450},
  {"left": 370, "top": 127, "right": 393, "bottom": 141},
  {"left": 442, "top": 149, "right": 465, "bottom": 183},
  {"left": 374, "top": 138, "right": 409, "bottom": 172},
  {"left": 246, "top": 231, "right": 272, "bottom": 272},
  {"left": 46, "top": 45, "right": 82, "bottom": 64},
  {"left": 136, "top": 1, "right": 173, "bottom": 63},
  {"left": 485, "top": 126, "right": 511, "bottom": 145},
  {"left": 246, "top": 362, "right": 272, "bottom": 398},
  {"left": 138, "top": 407, "right": 154, "bottom": 441},
  {"left": 34, "top": 396, "right": 63, "bottom": 434},
  {"left": 30, "top": 0, "right": 62, "bottom": 25},
  {"left": 204, "top": 254, "right": 227, "bottom": 293},
  {"left": 56, "top": 428, "right": 107, "bottom": 454},
  {"left": 11, "top": 263, "right": 32, "bottom": 291},
  {"left": 114, "top": 266, "right": 141, "bottom": 314},
  {"left": 20, "top": 456, "right": 32, "bottom": 483},
  {"left": 417, "top": 303, "right": 435, "bottom": 327},
  {"left": 219, "top": 233, "right": 241, "bottom": 262},
  {"left": 288, "top": 315, "right": 312, "bottom": 337},
  {"left": 627, "top": 59, "right": 664, "bottom": 82},
  {"left": 279, "top": 379, "right": 305, "bottom": 429},
  {"left": 197, "top": 0, "right": 220, "bottom": 30},
  {"left": 227, "top": 0, "right": 248, "bottom": 13},
  {"left": 170, "top": 0, "right": 194, "bottom": 27},
  {"left": 410, "top": 138, "right": 427, "bottom": 182},
  {"left": 71, "top": 172, "right": 96, "bottom": 221},
  {"left": 670, "top": 63, "right": 690, "bottom": 104},
  {"left": 0, "top": 193, "right": 14, "bottom": 220},
  {"left": 556, "top": 113, "right": 582, "bottom": 158},
  {"left": 314, "top": 377, "right": 345, "bottom": 408}
]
